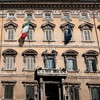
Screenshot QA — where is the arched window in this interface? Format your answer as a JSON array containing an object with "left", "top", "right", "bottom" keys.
[
  {"left": 62, "top": 50, "right": 78, "bottom": 72},
  {"left": 22, "top": 22, "right": 36, "bottom": 41},
  {"left": 83, "top": 50, "right": 99, "bottom": 72},
  {"left": 2, "top": 49, "right": 17, "bottom": 70},
  {"left": 60, "top": 22, "right": 75, "bottom": 44},
  {"left": 41, "top": 22, "right": 55, "bottom": 41},
  {"left": 4, "top": 21, "right": 18, "bottom": 41},
  {"left": 22, "top": 49, "right": 37, "bottom": 71},
  {"left": 42, "top": 50, "right": 58, "bottom": 69},
  {"left": 79, "top": 22, "right": 93, "bottom": 42}
]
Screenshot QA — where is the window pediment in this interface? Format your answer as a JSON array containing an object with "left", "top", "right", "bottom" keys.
[
  {"left": 82, "top": 50, "right": 99, "bottom": 56},
  {"left": 42, "top": 50, "right": 58, "bottom": 56},
  {"left": 2, "top": 49, "right": 17, "bottom": 56},
  {"left": 60, "top": 22, "right": 75, "bottom": 31},
  {"left": 22, "top": 49, "right": 37, "bottom": 56},
  {"left": 41, "top": 22, "right": 55, "bottom": 30},
  {"left": 79, "top": 22, "right": 94, "bottom": 30},
  {"left": 62, "top": 50, "right": 78, "bottom": 56},
  {"left": 22, "top": 21, "right": 36, "bottom": 29},
  {"left": 4, "top": 21, "right": 18, "bottom": 29}
]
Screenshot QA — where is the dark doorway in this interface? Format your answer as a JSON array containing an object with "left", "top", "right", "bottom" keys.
[{"left": 45, "top": 83, "right": 59, "bottom": 100}]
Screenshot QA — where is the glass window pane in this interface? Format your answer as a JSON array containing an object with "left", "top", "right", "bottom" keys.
[
  {"left": 25, "top": 56, "right": 34, "bottom": 70},
  {"left": 91, "top": 87, "right": 100, "bottom": 100},
  {"left": 46, "top": 29, "right": 52, "bottom": 40},
  {"left": 69, "top": 86, "right": 79, "bottom": 100},
  {"left": 67, "top": 59, "right": 76, "bottom": 71},
  {"left": 88, "top": 59, "right": 96, "bottom": 72},
  {"left": 6, "top": 56, "right": 14, "bottom": 70},
  {"left": 5, "top": 85, "right": 13, "bottom": 99},
  {"left": 26, "top": 85, "right": 34, "bottom": 100},
  {"left": 46, "top": 58, "right": 55, "bottom": 68}
]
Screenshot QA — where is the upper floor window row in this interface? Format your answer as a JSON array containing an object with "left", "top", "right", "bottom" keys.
[
  {"left": 4, "top": 21, "right": 98, "bottom": 43},
  {"left": 6, "top": 11, "right": 99, "bottom": 21}
]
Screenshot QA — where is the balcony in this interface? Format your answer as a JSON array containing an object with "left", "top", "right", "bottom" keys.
[{"left": 36, "top": 68, "right": 67, "bottom": 77}]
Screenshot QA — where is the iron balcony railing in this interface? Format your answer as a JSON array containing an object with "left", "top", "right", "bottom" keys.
[{"left": 36, "top": 68, "right": 67, "bottom": 77}]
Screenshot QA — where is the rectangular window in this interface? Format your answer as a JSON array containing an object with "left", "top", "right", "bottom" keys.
[
  {"left": 4, "top": 85, "right": 14, "bottom": 99},
  {"left": 7, "top": 29, "right": 15, "bottom": 40},
  {"left": 91, "top": 87, "right": 100, "bottom": 100},
  {"left": 25, "top": 56, "right": 34, "bottom": 70},
  {"left": 66, "top": 58, "right": 77, "bottom": 71},
  {"left": 45, "top": 13, "right": 51, "bottom": 20},
  {"left": 45, "top": 29, "right": 52, "bottom": 41},
  {"left": 27, "top": 13, "right": 32, "bottom": 19},
  {"left": 26, "top": 29, "right": 33, "bottom": 41},
  {"left": 7, "top": 13, "right": 16, "bottom": 20},
  {"left": 5, "top": 56, "right": 15, "bottom": 70},
  {"left": 46, "top": 58, "right": 55, "bottom": 69},
  {"left": 87, "top": 59, "right": 97, "bottom": 72},
  {"left": 63, "top": 13, "right": 70, "bottom": 20},
  {"left": 26, "top": 85, "right": 34, "bottom": 100},
  {"left": 83, "top": 30, "right": 92, "bottom": 41},
  {"left": 69, "top": 85, "right": 79, "bottom": 100}
]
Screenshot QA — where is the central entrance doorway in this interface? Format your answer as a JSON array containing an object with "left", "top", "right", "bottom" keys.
[{"left": 45, "top": 83, "right": 59, "bottom": 100}]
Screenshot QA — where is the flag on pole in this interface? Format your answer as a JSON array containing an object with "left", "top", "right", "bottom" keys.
[
  {"left": 18, "top": 21, "right": 30, "bottom": 47},
  {"left": 64, "top": 22, "right": 72, "bottom": 44}
]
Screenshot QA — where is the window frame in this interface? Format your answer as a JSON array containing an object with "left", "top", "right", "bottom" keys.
[
  {"left": 45, "top": 56, "right": 55, "bottom": 69},
  {"left": 61, "top": 12, "right": 71, "bottom": 21},
  {"left": 22, "top": 50, "right": 37, "bottom": 71},
  {"left": 87, "top": 84, "right": 100, "bottom": 100},
  {"left": 62, "top": 50, "right": 79, "bottom": 72},
  {"left": 25, "top": 12, "right": 34, "bottom": 20},
  {"left": 2, "top": 49, "right": 17, "bottom": 71},
  {"left": 83, "top": 50, "right": 99, "bottom": 73},
  {"left": 23, "top": 55, "right": 35, "bottom": 71},
  {"left": 6, "top": 25, "right": 16, "bottom": 41},
  {"left": 42, "top": 50, "right": 57, "bottom": 69},
  {"left": 43, "top": 12, "right": 53, "bottom": 21},
  {"left": 7, "top": 12, "right": 16, "bottom": 20},
  {"left": 22, "top": 81, "right": 38, "bottom": 100},
  {"left": 65, "top": 83, "right": 80, "bottom": 100},
  {"left": 79, "top": 12, "right": 89, "bottom": 21},
  {"left": 43, "top": 25, "right": 54, "bottom": 42},
  {"left": 82, "top": 29, "right": 92, "bottom": 41},
  {"left": 25, "top": 26, "right": 35, "bottom": 41},
  {"left": 1, "top": 81, "right": 16, "bottom": 100},
  {"left": 66, "top": 56, "right": 77, "bottom": 71}
]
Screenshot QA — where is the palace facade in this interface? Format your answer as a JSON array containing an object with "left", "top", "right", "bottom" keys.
[{"left": 0, "top": 0, "right": 100, "bottom": 100}]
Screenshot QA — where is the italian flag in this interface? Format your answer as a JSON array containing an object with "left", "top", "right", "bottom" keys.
[{"left": 18, "top": 21, "right": 30, "bottom": 47}]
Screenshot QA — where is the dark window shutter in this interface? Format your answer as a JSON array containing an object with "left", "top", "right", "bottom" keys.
[
  {"left": 5, "top": 85, "right": 13, "bottom": 99},
  {"left": 26, "top": 85, "right": 34, "bottom": 100}
]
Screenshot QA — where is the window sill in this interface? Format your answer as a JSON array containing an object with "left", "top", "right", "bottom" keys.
[
  {"left": 22, "top": 68, "right": 35, "bottom": 72},
  {"left": 2, "top": 68, "right": 16, "bottom": 71},
  {"left": 25, "top": 40, "right": 36, "bottom": 42},
  {"left": 24, "top": 18, "right": 34, "bottom": 21},
  {"left": 62, "top": 40, "right": 75, "bottom": 43},
  {"left": 84, "top": 70, "right": 100, "bottom": 73},
  {"left": 4, "top": 40, "right": 17, "bottom": 42},
  {"left": 81, "top": 41, "right": 94, "bottom": 43},
  {"left": 43, "top": 40, "right": 55, "bottom": 42},
  {"left": 42, "top": 19, "right": 53, "bottom": 21},
  {"left": 6, "top": 17, "right": 17, "bottom": 21},
  {"left": 79, "top": 18, "right": 90, "bottom": 21},
  {"left": 67, "top": 69, "right": 80, "bottom": 73}
]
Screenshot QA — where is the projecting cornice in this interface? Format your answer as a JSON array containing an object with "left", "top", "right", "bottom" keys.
[{"left": 0, "top": 1, "right": 100, "bottom": 9}]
